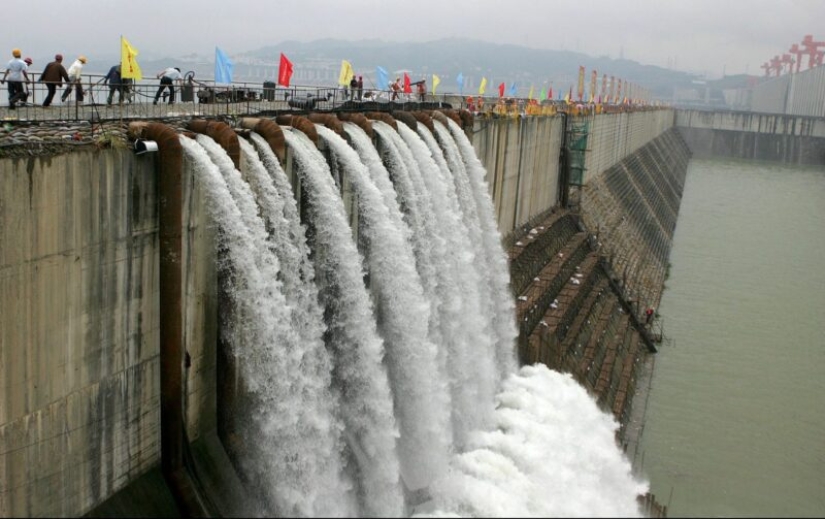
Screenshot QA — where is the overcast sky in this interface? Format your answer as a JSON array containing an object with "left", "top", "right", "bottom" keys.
[{"left": 7, "top": 0, "right": 825, "bottom": 78}]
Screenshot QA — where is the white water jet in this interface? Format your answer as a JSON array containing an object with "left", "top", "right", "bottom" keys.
[
  {"left": 317, "top": 124, "right": 452, "bottom": 493},
  {"left": 180, "top": 135, "right": 353, "bottom": 517},
  {"left": 397, "top": 122, "right": 499, "bottom": 445},
  {"left": 281, "top": 128, "right": 405, "bottom": 517}
]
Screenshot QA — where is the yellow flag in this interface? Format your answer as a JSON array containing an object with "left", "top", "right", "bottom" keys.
[
  {"left": 120, "top": 36, "right": 142, "bottom": 80},
  {"left": 528, "top": 85, "right": 534, "bottom": 100},
  {"left": 432, "top": 74, "right": 441, "bottom": 94},
  {"left": 338, "top": 60, "right": 354, "bottom": 86},
  {"left": 478, "top": 77, "right": 487, "bottom": 95}
]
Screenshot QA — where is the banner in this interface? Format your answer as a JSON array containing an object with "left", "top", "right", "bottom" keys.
[
  {"left": 607, "top": 76, "right": 616, "bottom": 103},
  {"left": 456, "top": 72, "right": 464, "bottom": 94},
  {"left": 376, "top": 66, "right": 389, "bottom": 90},
  {"left": 478, "top": 77, "right": 487, "bottom": 95},
  {"left": 528, "top": 85, "right": 534, "bottom": 99},
  {"left": 508, "top": 82, "right": 517, "bottom": 96},
  {"left": 548, "top": 87, "right": 553, "bottom": 100},
  {"left": 278, "top": 53, "right": 293, "bottom": 87},
  {"left": 590, "top": 70, "right": 597, "bottom": 102},
  {"left": 498, "top": 82, "right": 505, "bottom": 98},
  {"left": 432, "top": 74, "right": 441, "bottom": 94},
  {"left": 577, "top": 65, "right": 585, "bottom": 101},
  {"left": 601, "top": 73, "right": 607, "bottom": 98},
  {"left": 215, "top": 47, "right": 233, "bottom": 84},
  {"left": 403, "top": 73, "right": 412, "bottom": 93},
  {"left": 120, "top": 36, "right": 142, "bottom": 80},
  {"left": 338, "top": 60, "right": 354, "bottom": 86}
]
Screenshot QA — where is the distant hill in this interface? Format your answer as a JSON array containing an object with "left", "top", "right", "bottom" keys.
[
  {"left": 75, "top": 38, "right": 706, "bottom": 100},
  {"left": 242, "top": 38, "right": 700, "bottom": 99}
]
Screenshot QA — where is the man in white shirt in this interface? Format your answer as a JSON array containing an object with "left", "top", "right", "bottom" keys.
[
  {"left": 154, "top": 67, "right": 183, "bottom": 105},
  {"left": 61, "top": 55, "right": 87, "bottom": 103},
  {"left": 1, "top": 48, "right": 30, "bottom": 109}
]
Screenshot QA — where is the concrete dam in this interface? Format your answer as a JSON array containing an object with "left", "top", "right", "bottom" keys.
[{"left": 3, "top": 102, "right": 796, "bottom": 517}]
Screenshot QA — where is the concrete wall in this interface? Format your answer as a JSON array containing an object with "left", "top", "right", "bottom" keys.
[
  {"left": 676, "top": 110, "right": 825, "bottom": 164},
  {"left": 0, "top": 148, "right": 217, "bottom": 517},
  {"left": 584, "top": 110, "right": 675, "bottom": 185},
  {"left": 0, "top": 108, "right": 678, "bottom": 516},
  {"left": 473, "top": 109, "right": 675, "bottom": 237},
  {"left": 750, "top": 66, "right": 825, "bottom": 118},
  {"left": 473, "top": 115, "right": 564, "bottom": 235}
]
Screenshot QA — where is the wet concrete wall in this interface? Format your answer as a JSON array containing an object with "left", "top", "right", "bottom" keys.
[{"left": 0, "top": 148, "right": 218, "bottom": 517}]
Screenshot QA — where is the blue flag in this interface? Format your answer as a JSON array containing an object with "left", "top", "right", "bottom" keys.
[
  {"left": 509, "top": 82, "right": 518, "bottom": 96},
  {"left": 456, "top": 72, "right": 464, "bottom": 94},
  {"left": 376, "top": 65, "right": 389, "bottom": 90},
  {"left": 215, "top": 47, "right": 233, "bottom": 84}
]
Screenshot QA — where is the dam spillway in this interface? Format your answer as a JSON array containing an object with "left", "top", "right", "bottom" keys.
[{"left": 1, "top": 106, "right": 691, "bottom": 517}]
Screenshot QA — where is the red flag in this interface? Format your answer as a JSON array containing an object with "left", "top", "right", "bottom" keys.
[
  {"left": 498, "top": 82, "right": 505, "bottom": 97},
  {"left": 548, "top": 87, "right": 553, "bottom": 100},
  {"left": 403, "top": 73, "right": 412, "bottom": 93},
  {"left": 278, "top": 52, "right": 293, "bottom": 87}
]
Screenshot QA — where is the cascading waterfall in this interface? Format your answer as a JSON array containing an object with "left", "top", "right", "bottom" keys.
[
  {"left": 314, "top": 124, "right": 452, "bottom": 492},
  {"left": 431, "top": 120, "right": 518, "bottom": 383},
  {"left": 344, "top": 122, "right": 490, "bottom": 447},
  {"left": 444, "top": 119, "right": 519, "bottom": 380},
  {"left": 180, "top": 135, "right": 354, "bottom": 517},
  {"left": 397, "top": 122, "right": 499, "bottom": 445},
  {"left": 187, "top": 115, "right": 648, "bottom": 518}
]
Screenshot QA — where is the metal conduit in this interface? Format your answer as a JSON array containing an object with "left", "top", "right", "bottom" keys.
[{"left": 127, "top": 121, "right": 210, "bottom": 517}]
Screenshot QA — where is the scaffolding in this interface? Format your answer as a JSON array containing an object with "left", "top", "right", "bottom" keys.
[{"left": 566, "top": 118, "right": 589, "bottom": 186}]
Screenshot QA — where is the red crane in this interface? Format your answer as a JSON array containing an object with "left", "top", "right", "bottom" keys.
[
  {"left": 789, "top": 43, "right": 804, "bottom": 73},
  {"left": 769, "top": 55, "right": 783, "bottom": 77},
  {"left": 800, "top": 34, "right": 825, "bottom": 69},
  {"left": 780, "top": 53, "right": 795, "bottom": 75}
]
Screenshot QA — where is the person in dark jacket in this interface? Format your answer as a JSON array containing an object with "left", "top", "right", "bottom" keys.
[
  {"left": 349, "top": 75, "right": 358, "bottom": 101},
  {"left": 103, "top": 64, "right": 123, "bottom": 105},
  {"left": 38, "top": 54, "right": 69, "bottom": 106}
]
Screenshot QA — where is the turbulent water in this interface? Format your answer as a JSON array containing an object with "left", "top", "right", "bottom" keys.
[
  {"left": 182, "top": 119, "right": 648, "bottom": 517},
  {"left": 635, "top": 159, "right": 825, "bottom": 517}
]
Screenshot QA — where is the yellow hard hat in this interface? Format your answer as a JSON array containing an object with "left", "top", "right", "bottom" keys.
[
  {"left": 79, "top": 55, "right": 87, "bottom": 63},
  {"left": 12, "top": 48, "right": 21, "bottom": 58}
]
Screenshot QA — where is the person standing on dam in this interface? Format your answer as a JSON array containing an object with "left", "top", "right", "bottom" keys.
[
  {"left": 39, "top": 54, "right": 69, "bottom": 107},
  {"left": 1, "top": 48, "right": 30, "bottom": 109},
  {"left": 154, "top": 66, "right": 182, "bottom": 105},
  {"left": 61, "top": 55, "right": 87, "bottom": 103}
]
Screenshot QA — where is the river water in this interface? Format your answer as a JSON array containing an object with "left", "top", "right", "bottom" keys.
[{"left": 635, "top": 158, "right": 825, "bottom": 517}]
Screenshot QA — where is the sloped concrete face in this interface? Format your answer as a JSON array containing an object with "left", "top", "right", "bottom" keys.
[{"left": 0, "top": 147, "right": 218, "bottom": 517}]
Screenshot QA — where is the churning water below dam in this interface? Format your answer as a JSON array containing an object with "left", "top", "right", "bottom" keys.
[{"left": 635, "top": 158, "right": 825, "bottom": 517}]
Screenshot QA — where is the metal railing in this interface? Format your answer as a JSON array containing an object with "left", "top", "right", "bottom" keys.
[
  {"left": 0, "top": 71, "right": 470, "bottom": 122},
  {"left": 1, "top": 70, "right": 669, "bottom": 123}
]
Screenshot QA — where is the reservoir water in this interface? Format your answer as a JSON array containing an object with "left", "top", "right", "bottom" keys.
[{"left": 635, "top": 158, "right": 825, "bottom": 517}]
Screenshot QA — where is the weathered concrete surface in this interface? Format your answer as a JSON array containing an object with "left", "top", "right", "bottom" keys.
[
  {"left": 1, "top": 108, "right": 680, "bottom": 517},
  {"left": 473, "top": 115, "right": 564, "bottom": 234},
  {"left": 676, "top": 109, "right": 825, "bottom": 164},
  {"left": 0, "top": 146, "right": 219, "bottom": 517}
]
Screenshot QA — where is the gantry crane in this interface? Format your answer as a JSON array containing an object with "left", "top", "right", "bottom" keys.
[
  {"left": 780, "top": 53, "right": 795, "bottom": 75},
  {"left": 801, "top": 34, "right": 825, "bottom": 69},
  {"left": 770, "top": 55, "right": 783, "bottom": 77},
  {"left": 789, "top": 43, "right": 804, "bottom": 73}
]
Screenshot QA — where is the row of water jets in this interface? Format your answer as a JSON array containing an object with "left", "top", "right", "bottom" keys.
[{"left": 179, "top": 115, "right": 648, "bottom": 517}]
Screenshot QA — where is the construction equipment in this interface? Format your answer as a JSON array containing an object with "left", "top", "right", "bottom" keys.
[
  {"left": 769, "top": 55, "right": 783, "bottom": 77},
  {"left": 780, "top": 54, "right": 795, "bottom": 75},
  {"left": 800, "top": 34, "right": 825, "bottom": 69},
  {"left": 789, "top": 43, "right": 804, "bottom": 73}
]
